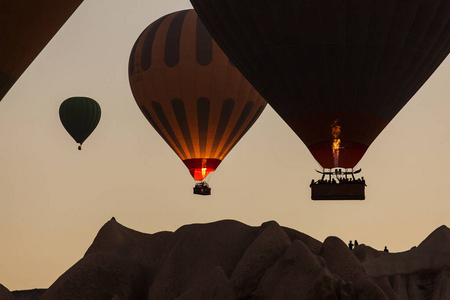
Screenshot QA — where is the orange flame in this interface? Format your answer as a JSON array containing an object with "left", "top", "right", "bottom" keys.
[
  {"left": 331, "top": 119, "right": 341, "bottom": 139},
  {"left": 202, "top": 167, "right": 207, "bottom": 178},
  {"left": 201, "top": 158, "right": 207, "bottom": 179},
  {"left": 331, "top": 120, "right": 341, "bottom": 167}
]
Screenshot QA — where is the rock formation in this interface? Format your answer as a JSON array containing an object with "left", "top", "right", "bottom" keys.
[
  {"left": 363, "top": 225, "right": 450, "bottom": 300},
  {"left": 12, "top": 289, "right": 46, "bottom": 300},
  {"left": 2, "top": 219, "right": 449, "bottom": 299},
  {"left": 0, "top": 283, "right": 15, "bottom": 300}
]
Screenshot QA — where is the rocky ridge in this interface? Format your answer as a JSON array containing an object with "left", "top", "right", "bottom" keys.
[{"left": 3, "top": 219, "right": 449, "bottom": 300}]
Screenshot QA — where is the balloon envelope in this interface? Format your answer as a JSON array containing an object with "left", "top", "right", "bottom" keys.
[
  {"left": 59, "top": 97, "right": 101, "bottom": 149},
  {"left": 191, "top": 0, "right": 450, "bottom": 169},
  {"left": 0, "top": 0, "right": 83, "bottom": 101},
  {"left": 129, "top": 9, "right": 267, "bottom": 181}
]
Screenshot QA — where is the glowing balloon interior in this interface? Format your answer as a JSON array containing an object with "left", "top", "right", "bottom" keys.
[{"left": 128, "top": 9, "right": 267, "bottom": 183}]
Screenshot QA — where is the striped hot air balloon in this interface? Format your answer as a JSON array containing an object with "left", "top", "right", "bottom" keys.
[
  {"left": 128, "top": 9, "right": 267, "bottom": 185},
  {"left": 0, "top": 0, "right": 84, "bottom": 101}
]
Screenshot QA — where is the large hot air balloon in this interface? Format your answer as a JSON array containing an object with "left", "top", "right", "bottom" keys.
[
  {"left": 190, "top": 0, "right": 450, "bottom": 199},
  {"left": 128, "top": 9, "right": 266, "bottom": 195},
  {"left": 0, "top": 0, "right": 84, "bottom": 101},
  {"left": 59, "top": 97, "right": 101, "bottom": 150}
]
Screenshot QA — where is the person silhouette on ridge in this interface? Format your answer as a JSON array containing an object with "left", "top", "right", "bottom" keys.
[
  {"left": 348, "top": 240, "right": 354, "bottom": 250},
  {"left": 354, "top": 240, "right": 359, "bottom": 247}
]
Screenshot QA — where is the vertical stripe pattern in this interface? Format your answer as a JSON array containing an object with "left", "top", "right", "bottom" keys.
[
  {"left": 210, "top": 98, "right": 235, "bottom": 157},
  {"left": 165, "top": 10, "right": 189, "bottom": 67},
  {"left": 197, "top": 97, "right": 210, "bottom": 158},
  {"left": 141, "top": 15, "right": 169, "bottom": 71},
  {"left": 129, "top": 9, "right": 267, "bottom": 178},
  {"left": 196, "top": 15, "right": 213, "bottom": 66}
]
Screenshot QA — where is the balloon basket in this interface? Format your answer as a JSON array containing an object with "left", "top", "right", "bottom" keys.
[
  {"left": 194, "top": 181, "right": 211, "bottom": 196},
  {"left": 310, "top": 182, "right": 365, "bottom": 200}
]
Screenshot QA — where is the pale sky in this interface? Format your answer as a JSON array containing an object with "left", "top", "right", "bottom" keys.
[{"left": 0, "top": 0, "right": 449, "bottom": 291}]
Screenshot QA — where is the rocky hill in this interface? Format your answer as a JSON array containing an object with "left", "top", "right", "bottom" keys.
[{"left": 3, "top": 219, "right": 449, "bottom": 299}]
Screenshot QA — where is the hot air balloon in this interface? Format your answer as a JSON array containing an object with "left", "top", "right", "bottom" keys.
[
  {"left": 190, "top": 0, "right": 450, "bottom": 199},
  {"left": 59, "top": 97, "right": 101, "bottom": 150},
  {"left": 128, "top": 9, "right": 267, "bottom": 195},
  {"left": 0, "top": 1, "right": 83, "bottom": 101}
]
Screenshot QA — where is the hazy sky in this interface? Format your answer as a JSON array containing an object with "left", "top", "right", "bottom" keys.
[{"left": 1, "top": 0, "right": 449, "bottom": 291}]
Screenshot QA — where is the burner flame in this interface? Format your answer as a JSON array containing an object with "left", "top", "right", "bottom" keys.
[
  {"left": 201, "top": 158, "right": 207, "bottom": 179},
  {"left": 202, "top": 167, "right": 207, "bottom": 178},
  {"left": 331, "top": 120, "right": 341, "bottom": 167}
]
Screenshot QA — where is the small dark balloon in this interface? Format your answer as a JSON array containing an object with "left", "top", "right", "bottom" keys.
[{"left": 59, "top": 97, "right": 101, "bottom": 150}]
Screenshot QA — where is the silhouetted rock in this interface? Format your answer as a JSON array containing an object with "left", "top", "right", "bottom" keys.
[
  {"left": 320, "top": 236, "right": 389, "bottom": 300},
  {"left": 40, "top": 253, "right": 148, "bottom": 300},
  {"left": 418, "top": 225, "right": 450, "bottom": 250},
  {"left": 231, "top": 221, "right": 291, "bottom": 299},
  {"left": 146, "top": 220, "right": 257, "bottom": 299},
  {"left": 320, "top": 236, "right": 367, "bottom": 282},
  {"left": 12, "top": 288, "right": 46, "bottom": 300},
  {"left": 0, "top": 283, "right": 15, "bottom": 300},
  {"left": 253, "top": 240, "right": 350, "bottom": 299},
  {"left": 362, "top": 225, "right": 450, "bottom": 300},
  {"left": 353, "top": 244, "right": 387, "bottom": 263},
  {"left": 363, "top": 225, "right": 450, "bottom": 276},
  {"left": 281, "top": 226, "right": 322, "bottom": 254},
  {"left": 36, "top": 219, "right": 449, "bottom": 300},
  {"left": 85, "top": 216, "right": 174, "bottom": 275},
  {"left": 175, "top": 266, "right": 235, "bottom": 300}
]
